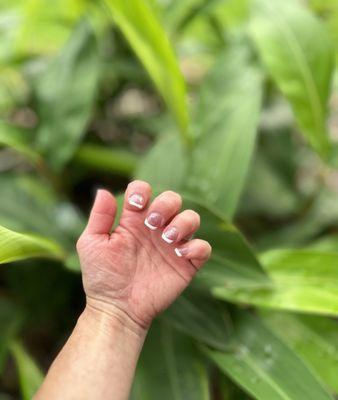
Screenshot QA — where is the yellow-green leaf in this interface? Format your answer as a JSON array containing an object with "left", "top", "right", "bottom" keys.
[
  {"left": 104, "top": 0, "right": 190, "bottom": 143},
  {"left": 0, "top": 225, "right": 64, "bottom": 264},
  {"left": 213, "top": 249, "right": 338, "bottom": 316}
]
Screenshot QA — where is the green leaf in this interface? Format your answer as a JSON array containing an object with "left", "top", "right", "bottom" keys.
[
  {"left": 0, "top": 300, "right": 22, "bottom": 373},
  {"left": 10, "top": 340, "right": 44, "bottom": 400},
  {"left": 213, "top": 249, "right": 338, "bottom": 316},
  {"left": 163, "top": 291, "right": 232, "bottom": 351},
  {"left": 182, "top": 195, "right": 269, "bottom": 287},
  {"left": 205, "top": 312, "right": 332, "bottom": 400},
  {"left": 250, "top": 0, "right": 335, "bottom": 158},
  {"left": 0, "top": 225, "right": 64, "bottom": 264},
  {"left": 104, "top": 0, "right": 190, "bottom": 143},
  {"left": 0, "top": 122, "right": 40, "bottom": 164},
  {"left": 0, "top": 174, "right": 82, "bottom": 249},
  {"left": 131, "top": 320, "right": 210, "bottom": 400},
  {"left": 35, "top": 20, "right": 100, "bottom": 171},
  {"left": 261, "top": 311, "right": 338, "bottom": 393},
  {"left": 187, "top": 45, "right": 263, "bottom": 220},
  {"left": 136, "top": 133, "right": 188, "bottom": 191},
  {"left": 73, "top": 144, "right": 138, "bottom": 177}
]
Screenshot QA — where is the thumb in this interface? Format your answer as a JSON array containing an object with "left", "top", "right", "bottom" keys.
[{"left": 83, "top": 189, "right": 117, "bottom": 235}]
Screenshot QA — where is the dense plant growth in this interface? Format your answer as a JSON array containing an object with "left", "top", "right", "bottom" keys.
[{"left": 1, "top": 0, "right": 338, "bottom": 398}]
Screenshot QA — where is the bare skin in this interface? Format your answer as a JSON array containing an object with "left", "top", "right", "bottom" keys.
[{"left": 35, "top": 180, "right": 212, "bottom": 400}]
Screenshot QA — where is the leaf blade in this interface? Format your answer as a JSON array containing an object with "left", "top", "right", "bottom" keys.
[
  {"left": 0, "top": 225, "right": 64, "bottom": 264},
  {"left": 131, "top": 321, "right": 210, "bottom": 400},
  {"left": 35, "top": 20, "right": 100, "bottom": 170},
  {"left": 250, "top": 0, "right": 335, "bottom": 158},
  {"left": 105, "top": 0, "right": 190, "bottom": 143},
  {"left": 205, "top": 312, "right": 332, "bottom": 400},
  {"left": 187, "top": 45, "right": 263, "bottom": 219}
]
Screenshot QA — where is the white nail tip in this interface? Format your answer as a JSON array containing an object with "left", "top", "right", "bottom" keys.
[
  {"left": 175, "top": 248, "right": 183, "bottom": 257},
  {"left": 162, "top": 232, "right": 174, "bottom": 244},
  {"left": 144, "top": 219, "right": 157, "bottom": 230},
  {"left": 128, "top": 200, "right": 143, "bottom": 209}
]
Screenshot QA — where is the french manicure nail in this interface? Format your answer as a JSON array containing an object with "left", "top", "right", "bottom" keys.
[
  {"left": 175, "top": 247, "right": 189, "bottom": 257},
  {"left": 128, "top": 193, "right": 144, "bottom": 209},
  {"left": 144, "top": 212, "right": 164, "bottom": 230},
  {"left": 162, "top": 227, "right": 178, "bottom": 244}
]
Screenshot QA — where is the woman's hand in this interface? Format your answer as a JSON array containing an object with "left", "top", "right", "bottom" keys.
[{"left": 77, "top": 180, "right": 212, "bottom": 332}]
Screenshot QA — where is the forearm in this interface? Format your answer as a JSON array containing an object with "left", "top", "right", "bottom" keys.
[{"left": 35, "top": 305, "right": 147, "bottom": 400}]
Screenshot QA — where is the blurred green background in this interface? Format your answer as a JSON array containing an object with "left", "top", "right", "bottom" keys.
[{"left": 1, "top": 0, "right": 338, "bottom": 399}]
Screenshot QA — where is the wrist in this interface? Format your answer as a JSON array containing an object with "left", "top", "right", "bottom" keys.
[{"left": 82, "top": 298, "right": 149, "bottom": 341}]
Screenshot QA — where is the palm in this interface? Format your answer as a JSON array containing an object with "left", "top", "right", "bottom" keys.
[{"left": 77, "top": 182, "right": 211, "bottom": 328}]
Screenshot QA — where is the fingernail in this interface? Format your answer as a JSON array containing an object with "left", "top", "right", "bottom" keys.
[
  {"left": 144, "top": 212, "right": 163, "bottom": 230},
  {"left": 175, "top": 247, "right": 189, "bottom": 257},
  {"left": 128, "top": 193, "right": 144, "bottom": 209},
  {"left": 162, "top": 227, "right": 178, "bottom": 244}
]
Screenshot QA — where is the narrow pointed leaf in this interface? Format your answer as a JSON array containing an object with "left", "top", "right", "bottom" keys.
[
  {"left": 205, "top": 312, "right": 332, "bottom": 400},
  {"left": 187, "top": 45, "right": 263, "bottom": 220},
  {"left": 105, "top": 0, "right": 189, "bottom": 142},
  {"left": 0, "top": 225, "right": 64, "bottom": 264},
  {"left": 250, "top": 0, "right": 335, "bottom": 158}
]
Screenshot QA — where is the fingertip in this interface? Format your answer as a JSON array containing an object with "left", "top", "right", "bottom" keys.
[
  {"left": 175, "top": 239, "right": 212, "bottom": 269},
  {"left": 84, "top": 188, "right": 117, "bottom": 235},
  {"left": 124, "top": 180, "right": 152, "bottom": 212}
]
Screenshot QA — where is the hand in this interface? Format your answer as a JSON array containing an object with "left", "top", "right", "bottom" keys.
[{"left": 77, "top": 180, "right": 212, "bottom": 332}]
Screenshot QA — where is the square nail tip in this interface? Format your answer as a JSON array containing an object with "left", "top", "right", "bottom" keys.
[
  {"left": 144, "top": 219, "right": 157, "bottom": 230},
  {"left": 128, "top": 200, "right": 143, "bottom": 209},
  {"left": 161, "top": 233, "right": 174, "bottom": 244},
  {"left": 175, "top": 248, "right": 183, "bottom": 257}
]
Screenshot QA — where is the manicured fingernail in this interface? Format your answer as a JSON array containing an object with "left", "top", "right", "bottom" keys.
[
  {"left": 128, "top": 193, "right": 144, "bottom": 209},
  {"left": 144, "top": 212, "right": 163, "bottom": 230},
  {"left": 175, "top": 247, "right": 189, "bottom": 257},
  {"left": 162, "top": 227, "right": 178, "bottom": 244}
]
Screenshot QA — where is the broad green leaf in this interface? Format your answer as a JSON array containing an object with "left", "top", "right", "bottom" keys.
[
  {"left": 0, "top": 174, "right": 83, "bottom": 248},
  {"left": 104, "top": 0, "right": 190, "bottom": 143},
  {"left": 182, "top": 195, "right": 269, "bottom": 286},
  {"left": 136, "top": 133, "right": 188, "bottom": 191},
  {"left": 163, "top": 291, "right": 232, "bottom": 351},
  {"left": 131, "top": 320, "right": 210, "bottom": 400},
  {"left": 187, "top": 45, "right": 263, "bottom": 220},
  {"left": 205, "top": 312, "right": 332, "bottom": 400},
  {"left": 250, "top": 0, "right": 335, "bottom": 158},
  {"left": 35, "top": 20, "right": 100, "bottom": 171},
  {"left": 0, "top": 122, "right": 40, "bottom": 163},
  {"left": 73, "top": 144, "right": 138, "bottom": 177},
  {"left": 10, "top": 340, "right": 44, "bottom": 400},
  {"left": 261, "top": 311, "right": 338, "bottom": 393},
  {"left": 213, "top": 249, "right": 338, "bottom": 316},
  {"left": 0, "top": 225, "right": 64, "bottom": 264}
]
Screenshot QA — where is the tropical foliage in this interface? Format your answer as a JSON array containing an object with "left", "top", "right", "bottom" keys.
[{"left": 1, "top": 0, "right": 338, "bottom": 398}]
